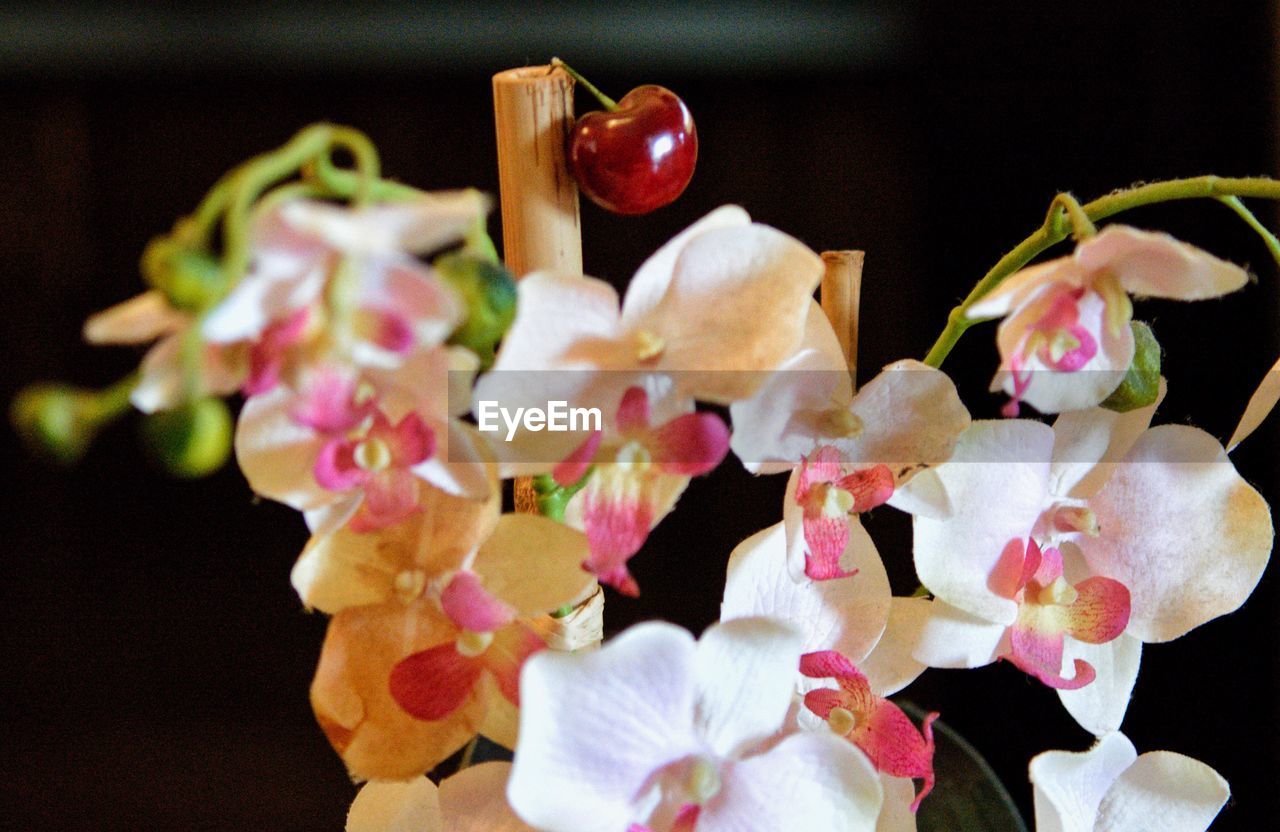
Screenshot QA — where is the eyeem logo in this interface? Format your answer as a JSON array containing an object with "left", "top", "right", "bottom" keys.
[{"left": 476, "top": 401, "right": 603, "bottom": 441}]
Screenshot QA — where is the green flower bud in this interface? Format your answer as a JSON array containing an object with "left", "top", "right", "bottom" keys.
[
  {"left": 141, "top": 398, "right": 233, "bottom": 478},
  {"left": 434, "top": 252, "right": 517, "bottom": 369},
  {"left": 1101, "top": 321, "right": 1161, "bottom": 413},
  {"left": 11, "top": 383, "right": 102, "bottom": 464},
  {"left": 141, "top": 237, "right": 228, "bottom": 313}
]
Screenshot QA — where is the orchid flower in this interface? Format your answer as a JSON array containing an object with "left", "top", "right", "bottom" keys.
[
  {"left": 799, "top": 651, "right": 937, "bottom": 813},
  {"left": 82, "top": 290, "right": 245, "bottom": 412},
  {"left": 1030, "top": 732, "right": 1229, "bottom": 832},
  {"left": 507, "top": 618, "right": 884, "bottom": 832},
  {"left": 471, "top": 205, "right": 824, "bottom": 476},
  {"left": 310, "top": 510, "right": 595, "bottom": 779},
  {"left": 729, "top": 303, "right": 969, "bottom": 580},
  {"left": 555, "top": 385, "right": 730, "bottom": 596},
  {"left": 902, "top": 398, "right": 1272, "bottom": 734},
  {"left": 236, "top": 345, "right": 492, "bottom": 531},
  {"left": 966, "top": 225, "right": 1248, "bottom": 415},
  {"left": 203, "top": 192, "right": 485, "bottom": 390},
  {"left": 721, "top": 524, "right": 932, "bottom": 830},
  {"left": 347, "top": 762, "right": 535, "bottom": 832}
]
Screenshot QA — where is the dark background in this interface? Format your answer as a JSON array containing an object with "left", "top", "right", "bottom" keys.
[{"left": 3, "top": 2, "right": 1277, "bottom": 829}]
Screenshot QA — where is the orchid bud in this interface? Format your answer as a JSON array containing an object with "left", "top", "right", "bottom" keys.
[
  {"left": 434, "top": 252, "right": 517, "bottom": 369},
  {"left": 1100, "top": 321, "right": 1161, "bottom": 413},
  {"left": 11, "top": 383, "right": 102, "bottom": 464},
  {"left": 141, "top": 237, "right": 228, "bottom": 312},
  {"left": 141, "top": 398, "right": 232, "bottom": 477}
]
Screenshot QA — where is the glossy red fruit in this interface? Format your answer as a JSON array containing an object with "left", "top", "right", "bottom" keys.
[{"left": 568, "top": 85, "right": 697, "bottom": 215}]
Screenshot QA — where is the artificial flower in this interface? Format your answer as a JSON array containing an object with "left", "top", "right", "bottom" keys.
[
  {"left": 311, "top": 511, "right": 594, "bottom": 779},
  {"left": 236, "top": 346, "right": 490, "bottom": 531},
  {"left": 1030, "top": 732, "right": 1229, "bottom": 831},
  {"left": 966, "top": 225, "right": 1247, "bottom": 414},
  {"left": 903, "top": 399, "right": 1271, "bottom": 733},
  {"left": 729, "top": 303, "right": 968, "bottom": 580},
  {"left": 507, "top": 618, "right": 884, "bottom": 832},
  {"left": 82, "top": 289, "right": 245, "bottom": 412},
  {"left": 799, "top": 650, "right": 937, "bottom": 812},
  {"left": 472, "top": 205, "right": 824, "bottom": 475},
  {"left": 557, "top": 385, "right": 730, "bottom": 595}
]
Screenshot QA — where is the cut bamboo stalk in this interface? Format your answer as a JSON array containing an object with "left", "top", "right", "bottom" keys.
[
  {"left": 492, "top": 65, "right": 583, "bottom": 514},
  {"left": 492, "top": 64, "right": 601, "bottom": 647},
  {"left": 820, "top": 250, "right": 864, "bottom": 386}
]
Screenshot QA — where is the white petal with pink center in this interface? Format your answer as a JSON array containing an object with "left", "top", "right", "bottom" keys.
[
  {"left": 507, "top": 618, "right": 883, "bottom": 832},
  {"left": 906, "top": 405, "right": 1270, "bottom": 731},
  {"left": 1030, "top": 732, "right": 1229, "bottom": 832},
  {"left": 968, "top": 225, "right": 1248, "bottom": 414}
]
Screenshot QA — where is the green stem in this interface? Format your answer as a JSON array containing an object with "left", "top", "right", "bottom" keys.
[
  {"left": 87, "top": 372, "right": 140, "bottom": 423},
  {"left": 306, "top": 152, "right": 422, "bottom": 202},
  {"left": 923, "top": 175, "right": 1280, "bottom": 367},
  {"left": 550, "top": 57, "right": 619, "bottom": 111},
  {"left": 1217, "top": 196, "right": 1280, "bottom": 271},
  {"left": 1047, "top": 192, "right": 1097, "bottom": 240}
]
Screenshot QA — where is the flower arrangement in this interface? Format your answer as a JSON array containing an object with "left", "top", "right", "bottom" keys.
[{"left": 12, "top": 62, "right": 1279, "bottom": 831}]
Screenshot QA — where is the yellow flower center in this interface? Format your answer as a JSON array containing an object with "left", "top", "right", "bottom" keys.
[
  {"left": 634, "top": 329, "right": 666, "bottom": 362},
  {"left": 822, "top": 408, "right": 864, "bottom": 438},
  {"left": 684, "top": 756, "right": 721, "bottom": 804},
  {"left": 1037, "top": 576, "right": 1079, "bottom": 607},
  {"left": 812, "top": 481, "right": 856, "bottom": 518},
  {"left": 455, "top": 629, "right": 494, "bottom": 658},
  {"left": 393, "top": 569, "right": 427, "bottom": 603},
  {"left": 827, "top": 706, "right": 858, "bottom": 736},
  {"left": 354, "top": 437, "right": 392, "bottom": 472}
]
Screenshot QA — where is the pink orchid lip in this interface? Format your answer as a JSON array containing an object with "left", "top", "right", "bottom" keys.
[
  {"left": 799, "top": 650, "right": 938, "bottom": 812},
  {"left": 794, "top": 446, "right": 893, "bottom": 581},
  {"left": 243, "top": 308, "right": 311, "bottom": 397},
  {"left": 570, "top": 387, "right": 730, "bottom": 597},
  {"left": 1003, "top": 539, "right": 1131, "bottom": 690}
]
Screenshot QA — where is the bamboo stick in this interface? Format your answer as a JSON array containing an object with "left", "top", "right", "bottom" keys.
[
  {"left": 492, "top": 65, "right": 583, "bottom": 514},
  {"left": 820, "top": 250, "right": 864, "bottom": 385},
  {"left": 492, "top": 64, "right": 601, "bottom": 646}
]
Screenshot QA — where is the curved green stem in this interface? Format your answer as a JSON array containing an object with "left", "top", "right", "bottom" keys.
[
  {"left": 550, "top": 57, "right": 619, "bottom": 111},
  {"left": 1217, "top": 196, "right": 1280, "bottom": 271},
  {"left": 1047, "top": 192, "right": 1097, "bottom": 240},
  {"left": 923, "top": 175, "right": 1280, "bottom": 367}
]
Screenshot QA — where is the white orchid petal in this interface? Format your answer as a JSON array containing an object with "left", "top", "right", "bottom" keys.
[
  {"left": 913, "top": 420, "right": 1054, "bottom": 625},
  {"left": 1076, "top": 225, "right": 1248, "bottom": 301},
  {"left": 1029, "top": 732, "right": 1138, "bottom": 832},
  {"left": 721, "top": 523, "right": 890, "bottom": 666},
  {"left": 1096, "top": 750, "right": 1230, "bottom": 832},
  {"left": 1049, "top": 380, "right": 1164, "bottom": 499},
  {"left": 233, "top": 386, "right": 332, "bottom": 511},
  {"left": 623, "top": 205, "right": 752, "bottom": 323},
  {"left": 84, "top": 291, "right": 186, "bottom": 344},
  {"left": 859, "top": 597, "right": 931, "bottom": 696},
  {"left": 894, "top": 597, "right": 1008, "bottom": 669},
  {"left": 702, "top": 731, "right": 883, "bottom": 832},
  {"left": 1080, "top": 425, "right": 1273, "bottom": 642},
  {"left": 507, "top": 622, "right": 698, "bottom": 832},
  {"left": 1057, "top": 634, "right": 1143, "bottom": 736},
  {"left": 693, "top": 617, "right": 804, "bottom": 759},
  {"left": 875, "top": 773, "right": 919, "bottom": 832},
  {"left": 1228, "top": 353, "right": 1280, "bottom": 451},
  {"left": 347, "top": 778, "right": 443, "bottom": 832}
]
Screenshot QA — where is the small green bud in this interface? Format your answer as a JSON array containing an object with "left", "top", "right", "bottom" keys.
[
  {"left": 141, "top": 237, "right": 228, "bottom": 312},
  {"left": 11, "top": 383, "right": 101, "bottom": 464},
  {"left": 434, "top": 252, "right": 518, "bottom": 369},
  {"left": 141, "top": 398, "right": 233, "bottom": 478},
  {"left": 1101, "top": 321, "right": 1161, "bottom": 413}
]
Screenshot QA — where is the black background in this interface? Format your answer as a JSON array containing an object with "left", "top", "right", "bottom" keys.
[{"left": 3, "top": 2, "right": 1277, "bottom": 829}]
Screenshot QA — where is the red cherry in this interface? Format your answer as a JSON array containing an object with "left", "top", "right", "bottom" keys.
[{"left": 556, "top": 62, "right": 697, "bottom": 215}]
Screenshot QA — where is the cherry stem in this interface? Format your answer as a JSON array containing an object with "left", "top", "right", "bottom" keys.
[{"left": 550, "top": 57, "right": 619, "bottom": 112}]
